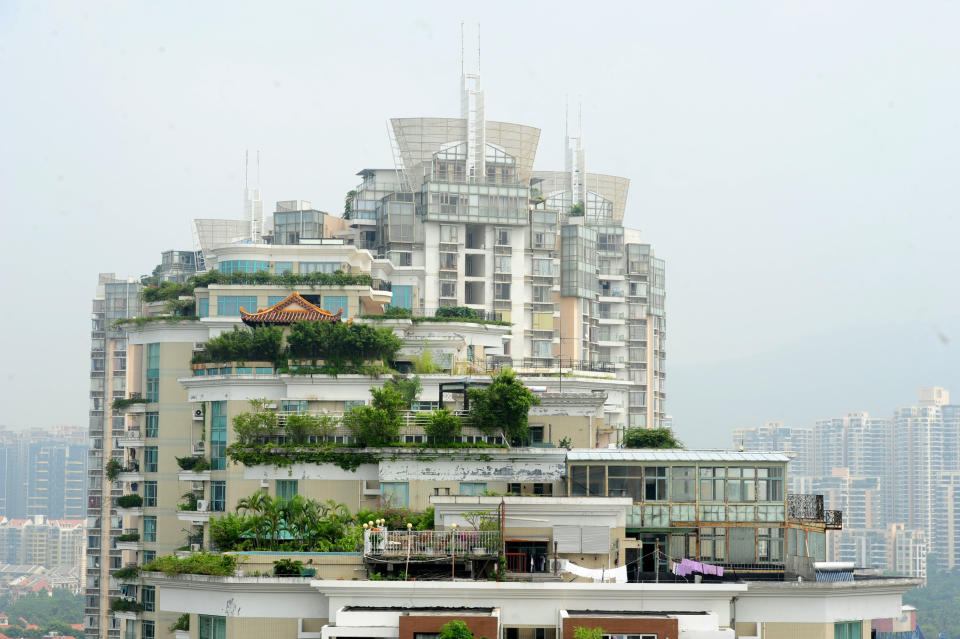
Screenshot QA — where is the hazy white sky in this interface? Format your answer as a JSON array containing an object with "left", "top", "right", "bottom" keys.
[{"left": 1, "top": 1, "right": 957, "bottom": 445}]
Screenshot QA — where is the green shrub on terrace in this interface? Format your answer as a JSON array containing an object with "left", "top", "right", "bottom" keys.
[
  {"left": 622, "top": 427, "right": 683, "bottom": 449},
  {"left": 116, "top": 494, "right": 143, "bottom": 508},
  {"left": 424, "top": 409, "right": 462, "bottom": 443},
  {"left": 142, "top": 552, "right": 237, "bottom": 577},
  {"left": 112, "top": 565, "right": 140, "bottom": 580},
  {"left": 104, "top": 459, "right": 123, "bottom": 482},
  {"left": 117, "top": 533, "right": 140, "bottom": 542},
  {"left": 170, "top": 614, "right": 189, "bottom": 632},
  {"left": 192, "top": 325, "right": 284, "bottom": 365},
  {"left": 176, "top": 456, "right": 210, "bottom": 471},
  {"left": 109, "top": 599, "right": 144, "bottom": 613},
  {"left": 343, "top": 384, "right": 405, "bottom": 447},
  {"left": 111, "top": 397, "right": 148, "bottom": 410},
  {"left": 467, "top": 369, "right": 540, "bottom": 444}
]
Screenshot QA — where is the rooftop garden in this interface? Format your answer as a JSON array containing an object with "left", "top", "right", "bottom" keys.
[
  {"left": 225, "top": 371, "right": 537, "bottom": 469},
  {"left": 143, "top": 552, "right": 237, "bottom": 577},
  {"left": 141, "top": 270, "right": 375, "bottom": 304},
  {"left": 190, "top": 321, "right": 402, "bottom": 376},
  {"left": 209, "top": 493, "right": 433, "bottom": 553},
  {"left": 358, "top": 306, "right": 511, "bottom": 327}
]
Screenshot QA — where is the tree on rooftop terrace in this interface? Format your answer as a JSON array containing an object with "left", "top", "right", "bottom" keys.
[
  {"left": 468, "top": 369, "right": 540, "bottom": 445},
  {"left": 439, "top": 620, "right": 474, "bottom": 639},
  {"left": 622, "top": 427, "right": 683, "bottom": 449},
  {"left": 344, "top": 384, "right": 405, "bottom": 446}
]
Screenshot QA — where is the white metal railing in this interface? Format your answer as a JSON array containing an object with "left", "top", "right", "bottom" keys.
[{"left": 364, "top": 529, "right": 499, "bottom": 557}]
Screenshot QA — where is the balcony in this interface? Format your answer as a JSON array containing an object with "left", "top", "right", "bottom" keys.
[
  {"left": 115, "top": 530, "right": 142, "bottom": 551},
  {"left": 825, "top": 509, "right": 843, "bottom": 530},
  {"left": 116, "top": 464, "right": 144, "bottom": 483},
  {"left": 178, "top": 469, "right": 212, "bottom": 483},
  {"left": 115, "top": 494, "right": 143, "bottom": 517},
  {"left": 117, "top": 430, "right": 144, "bottom": 448},
  {"left": 363, "top": 529, "right": 499, "bottom": 559},
  {"left": 177, "top": 499, "right": 213, "bottom": 524},
  {"left": 787, "top": 494, "right": 824, "bottom": 521}
]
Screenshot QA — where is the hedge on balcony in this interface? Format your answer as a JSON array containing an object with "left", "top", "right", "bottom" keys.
[
  {"left": 112, "top": 565, "right": 140, "bottom": 580},
  {"left": 143, "top": 552, "right": 237, "bottom": 577},
  {"left": 176, "top": 456, "right": 210, "bottom": 471},
  {"left": 116, "top": 494, "right": 143, "bottom": 508},
  {"left": 358, "top": 306, "right": 511, "bottom": 327},
  {"left": 111, "top": 397, "right": 148, "bottom": 410},
  {"left": 140, "top": 270, "right": 375, "bottom": 305},
  {"left": 117, "top": 533, "right": 140, "bottom": 542},
  {"left": 109, "top": 598, "right": 144, "bottom": 612}
]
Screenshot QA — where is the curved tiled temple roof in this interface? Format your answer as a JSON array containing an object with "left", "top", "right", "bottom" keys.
[{"left": 240, "top": 292, "right": 342, "bottom": 326}]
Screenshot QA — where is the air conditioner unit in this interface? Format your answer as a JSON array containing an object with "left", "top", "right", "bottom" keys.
[
  {"left": 194, "top": 440, "right": 205, "bottom": 452},
  {"left": 190, "top": 543, "right": 200, "bottom": 552},
  {"left": 192, "top": 409, "right": 203, "bottom": 421},
  {"left": 192, "top": 343, "right": 205, "bottom": 352},
  {"left": 260, "top": 479, "right": 269, "bottom": 489},
  {"left": 196, "top": 500, "right": 209, "bottom": 512},
  {"left": 190, "top": 482, "right": 204, "bottom": 491}
]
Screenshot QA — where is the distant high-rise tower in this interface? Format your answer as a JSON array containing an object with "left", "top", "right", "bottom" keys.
[{"left": 244, "top": 150, "right": 264, "bottom": 242}]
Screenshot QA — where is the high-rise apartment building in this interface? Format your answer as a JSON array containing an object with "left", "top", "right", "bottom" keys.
[
  {"left": 87, "top": 274, "right": 140, "bottom": 639},
  {"left": 0, "top": 427, "right": 87, "bottom": 520}
]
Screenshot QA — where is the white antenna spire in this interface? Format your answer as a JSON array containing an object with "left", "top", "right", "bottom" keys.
[
  {"left": 243, "top": 149, "right": 264, "bottom": 242},
  {"left": 476, "top": 23, "right": 481, "bottom": 75}
]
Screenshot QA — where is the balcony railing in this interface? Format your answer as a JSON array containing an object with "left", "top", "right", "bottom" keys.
[
  {"left": 258, "top": 412, "right": 504, "bottom": 446},
  {"left": 825, "top": 509, "right": 843, "bottom": 529},
  {"left": 788, "top": 494, "right": 825, "bottom": 521},
  {"left": 364, "top": 529, "right": 499, "bottom": 558},
  {"left": 487, "top": 357, "right": 618, "bottom": 374}
]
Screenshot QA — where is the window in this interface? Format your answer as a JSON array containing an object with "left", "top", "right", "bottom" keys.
[
  {"left": 758, "top": 467, "right": 784, "bottom": 501},
  {"left": 142, "top": 550, "right": 156, "bottom": 563},
  {"left": 671, "top": 466, "right": 696, "bottom": 502},
  {"left": 644, "top": 466, "right": 668, "bottom": 501},
  {"left": 141, "top": 620, "right": 155, "bottom": 639},
  {"left": 144, "top": 481, "right": 157, "bottom": 508},
  {"left": 216, "top": 296, "right": 257, "bottom": 317},
  {"left": 274, "top": 262, "right": 294, "bottom": 274},
  {"left": 145, "top": 412, "right": 158, "bottom": 438},
  {"left": 570, "top": 466, "right": 587, "bottom": 496},
  {"left": 440, "top": 224, "right": 458, "bottom": 243},
  {"left": 572, "top": 466, "right": 606, "bottom": 496},
  {"left": 256, "top": 366, "right": 273, "bottom": 374},
  {"left": 281, "top": 400, "right": 308, "bottom": 413},
  {"left": 440, "top": 252, "right": 458, "bottom": 269},
  {"left": 211, "top": 401, "right": 226, "bottom": 470},
  {"left": 198, "top": 297, "right": 210, "bottom": 318},
  {"left": 199, "top": 615, "right": 226, "bottom": 639},
  {"left": 144, "top": 446, "right": 158, "bottom": 473},
  {"left": 392, "top": 251, "right": 412, "bottom": 266},
  {"left": 529, "top": 425, "right": 545, "bottom": 444},
  {"left": 392, "top": 285, "right": 413, "bottom": 310},
  {"left": 834, "top": 621, "right": 862, "bottom": 639},
  {"left": 211, "top": 481, "right": 226, "bottom": 511},
  {"left": 145, "top": 343, "right": 159, "bottom": 402},
  {"left": 219, "top": 260, "right": 269, "bottom": 274},
  {"left": 143, "top": 516, "right": 156, "bottom": 542},
  {"left": 322, "top": 296, "right": 348, "bottom": 317},
  {"left": 141, "top": 585, "right": 155, "bottom": 612},
  {"left": 495, "top": 228, "right": 511, "bottom": 246},
  {"left": 758, "top": 527, "right": 784, "bottom": 561},
  {"left": 700, "top": 527, "right": 726, "bottom": 561},
  {"left": 298, "top": 262, "right": 340, "bottom": 274},
  {"left": 494, "top": 283, "right": 510, "bottom": 300},
  {"left": 440, "top": 281, "right": 457, "bottom": 299},
  {"left": 460, "top": 482, "right": 486, "bottom": 496},
  {"left": 380, "top": 482, "right": 409, "bottom": 508},
  {"left": 699, "top": 505, "right": 726, "bottom": 522},
  {"left": 267, "top": 296, "right": 286, "bottom": 306},
  {"left": 727, "top": 467, "right": 756, "bottom": 502},
  {"left": 532, "top": 258, "right": 553, "bottom": 276},
  {"left": 608, "top": 466, "right": 643, "bottom": 501},
  {"left": 276, "top": 480, "right": 298, "bottom": 502},
  {"left": 494, "top": 255, "right": 511, "bottom": 273},
  {"left": 699, "top": 467, "right": 725, "bottom": 502}
]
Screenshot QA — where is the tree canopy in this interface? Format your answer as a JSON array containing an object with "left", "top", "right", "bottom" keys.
[
  {"left": 622, "top": 427, "right": 683, "bottom": 449},
  {"left": 468, "top": 370, "right": 540, "bottom": 444}
]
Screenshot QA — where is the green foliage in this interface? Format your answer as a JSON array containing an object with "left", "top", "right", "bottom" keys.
[
  {"left": 344, "top": 189, "right": 357, "bottom": 217},
  {"left": 435, "top": 306, "right": 483, "bottom": 319},
  {"left": 104, "top": 458, "right": 123, "bottom": 481},
  {"left": 109, "top": 598, "right": 144, "bottom": 612},
  {"left": 0, "top": 589, "right": 83, "bottom": 632},
  {"left": 425, "top": 408, "right": 462, "bottom": 443},
  {"left": 385, "top": 375, "right": 422, "bottom": 408},
  {"left": 225, "top": 442, "right": 378, "bottom": 471},
  {"left": 411, "top": 349, "right": 441, "bottom": 374},
  {"left": 359, "top": 310, "right": 511, "bottom": 327},
  {"left": 116, "top": 494, "right": 143, "bottom": 508},
  {"left": 166, "top": 298, "right": 196, "bottom": 316},
  {"left": 232, "top": 404, "right": 279, "bottom": 444},
  {"left": 569, "top": 203, "right": 585, "bottom": 216},
  {"left": 461, "top": 509, "right": 499, "bottom": 532},
  {"left": 111, "top": 565, "right": 140, "bottom": 580},
  {"left": 170, "top": 614, "right": 190, "bottom": 632},
  {"left": 141, "top": 281, "right": 194, "bottom": 302},
  {"left": 178, "top": 492, "right": 199, "bottom": 511},
  {"left": 188, "top": 269, "right": 373, "bottom": 289},
  {"left": 143, "top": 552, "right": 237, "bottom": 577},
  {"left": 117, "top": 533, "right": 140, "bottom": 542},
  {"left": 468, "top": 370, "right": 540, "bottom": 444},
  {"left": 382, "top": 306, "right": 413, "bottom": 318},
  {"left": 439, "top": 620, "right": 474, "bottom": 639},
  {"left": 558, "top": 436, "right": 572, "bottom": 450},
  {"left": 344, "top": 384, "right": 405, "bottom": 446},
  {"left": 176, "top": 456, "right": 210, "bottom": 471},
  {"left": 111, "top": 397, "right": 148, "bottom": 410},
  {"left": 572, "top": 627, "right": 603, "bottom": 639},
  {"left": 903, "top": 557, "right": 960, "bottom": 638},
  {"left": 192, "top": 325, "right": 284, "bottom": 365},
  {"left": 272, "top": 558, "right": 304, "bottom": 576},
  {"left": 622, "top": 427, "right": 683, "bottom": 449},
  {"left": 286, "top": 413, "right": 337, "bottom": 444},
  {"left": 113, "top": 315, "right": 199, "bottom": 328},
  {"left": 286, "top": 321, "right": 402, "bottom": 371}
]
